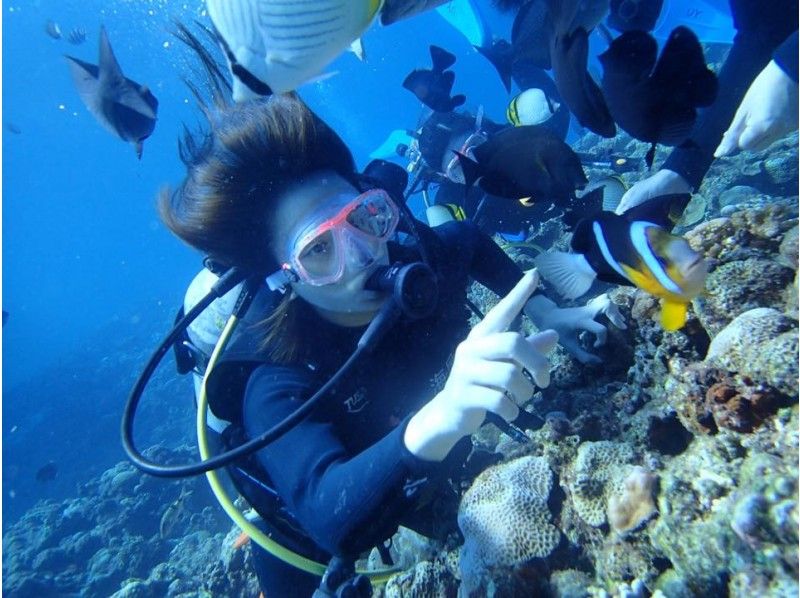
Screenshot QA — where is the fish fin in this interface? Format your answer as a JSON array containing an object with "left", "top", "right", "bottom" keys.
[
  {"left": 519, "top": 196, "right": 535, "bottom": 206},
  {"left": 622, "top": 193, "right": 691, "bottom": 227},
  {"left": 660, "top": 300, "right": 688, "bottom": 331},
  {"left": 110, "top": 80, "right": 158, "bottom": 120},
  {"left": 511, "top": 0, "right": 553, "bottom": 70},
  {"left": 134, "top": 140, "right": 143, "bottom": 159},
  {"left": 441, "top": 69, "right": 456, "bottom": 93},
  {"left": 455, "top": 151, "right": 482, "bottom": 189},
  {"left": 402, "top": 70, "right": 426, "bottom": 93},
  {"left": 65, "top": 55, "right": 101, "bottom": 105},
  {"left": 535, "top": 251, "right": 597, "bottom": 299},
  {"left": 645, "top": 143, "right": 656, "bottom": 169},
  {"left": 475, "top": 39, "right": 513, "bottom": 92},
  {"left": 430, "top": 45, "right": 456, "bottom": 72},
  {"left": 652, "top": 26, "right": 717, "bottom": 107},
  {"left": 656, "top": 110, "right": 695, "bottom": 146},
  {"left": 96, "top": 27, "right": 158, "bottom": 120},
  {"left": 563, "top": 27, "right": 616, "bottom": 138},
  {"left": 97, "top": 26, "right": 127, "bottom": 88},
  {"left": 600, "top": 176, "right": 628, "bottom": 212},
  {"left": 65, "top": 55, "right": 122, "bottom": 136},
  {"left": 349, "top": 38, "right": 366, "bottom": 62},
  {"left": 449, "top": 94, "right": 467, "bottom": 110}
]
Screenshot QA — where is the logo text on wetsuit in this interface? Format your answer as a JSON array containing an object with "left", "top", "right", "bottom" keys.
[{"left": 343, "top": 387, "right": 369, "bottom": 413}]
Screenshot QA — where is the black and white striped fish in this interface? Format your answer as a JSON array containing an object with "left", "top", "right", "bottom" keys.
[{"left": 207, "top": 0, "right": 382, "bottom": 100}]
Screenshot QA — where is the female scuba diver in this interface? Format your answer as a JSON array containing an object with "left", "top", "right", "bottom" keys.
[{"left": 159, "top": 85, "right": 625, "bottom": 595}]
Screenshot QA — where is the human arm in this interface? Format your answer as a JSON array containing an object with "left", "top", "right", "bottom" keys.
[
  {"left": 714, "top": 31, "right": 799, "bottom": 156},
  {"left": 442, "top": 220, "right": 626, "bottom": 362},
  {"left": 616, "top": 0, "right": 798, "bottom": 214},
  {"left": 404, "top": 270, "right": 558, "bottom": 460},
  {"left": 243, "top": 365, "right": 454, "bottom": 556},
  {"left": 523, "top": 293, "right": 626, "bottom": 365}
]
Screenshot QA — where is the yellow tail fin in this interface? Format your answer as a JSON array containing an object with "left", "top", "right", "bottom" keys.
[{"left": 661, "top": 300, "right": 688, "bottom": 331}]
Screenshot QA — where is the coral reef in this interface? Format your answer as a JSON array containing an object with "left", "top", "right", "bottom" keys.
[
  {"left": 433, "top": 141, "right": 798, "bottom": 596},
  {"left": 2, "top": 446, "right": 257, "bottom": 598},
  {"left": 457, "top": 455, "right": 560, "bottom": 595},
  {"left": 566, "top": 441, "right": 636, "bottom": 528}
]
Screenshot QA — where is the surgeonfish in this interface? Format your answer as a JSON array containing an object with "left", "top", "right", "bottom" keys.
[
  {"left": 535, "top": 193, "right": 708, "bottom": 331},
  {"left": 546, "top": 0, "right": 616, "bottom": 138},
  {"left": 456, "top": 125, "right": 587, "bottom": 206},
  {"left": 403, "top": 45, "right": 466, "bottom": 113},
  {"left": 65, "top": 26, "right": 158, "bottom": 159},
  {"left": 507, "top": 88, "right": 560, "bottom": 127},
  {"left": 599, "top": 26, "right": 718, "bottom": 167},
  {"left": 206, "top": 0, "right": 382, "bottom": 101}
]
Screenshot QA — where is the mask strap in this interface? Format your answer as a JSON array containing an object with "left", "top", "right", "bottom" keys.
[{"left": 266, "top": 264, "right": 298, "bottom": 293}]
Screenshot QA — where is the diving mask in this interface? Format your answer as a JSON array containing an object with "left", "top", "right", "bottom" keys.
[{"left": 267, "top": 189, "right": 400, "bottom": 290}]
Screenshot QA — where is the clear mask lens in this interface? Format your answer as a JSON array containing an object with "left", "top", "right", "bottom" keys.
[{"left": 291, "top": 189, "right": 399, "bottom": 286}]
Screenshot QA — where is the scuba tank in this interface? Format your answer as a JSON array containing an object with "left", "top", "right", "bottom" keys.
[{"left": 179, "top": 267, "right": 278, "bottom": 433}]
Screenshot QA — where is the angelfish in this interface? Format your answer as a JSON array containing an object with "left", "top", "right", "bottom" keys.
[
  {"left": 206, "top": 0, "right": 382, "bottom": 100},
  {"left": 535, "top": 194, "right": 708, "bottom": 330},
  {"left": 65, "top": 26, "right": 158, "bottom": 159}
]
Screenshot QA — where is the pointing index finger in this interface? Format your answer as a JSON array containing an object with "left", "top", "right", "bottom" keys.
[{"left": 469, "top": 270, "right": 539, "bottom": 338}]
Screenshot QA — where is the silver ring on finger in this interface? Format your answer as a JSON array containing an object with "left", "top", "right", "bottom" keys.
[{"left": 521, "top": 368, "right": 534, "bottom": 384}]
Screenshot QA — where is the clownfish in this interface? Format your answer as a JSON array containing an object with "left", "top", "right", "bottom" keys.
[{"left": 535, "top": 193, "right": 708, "bottom": 331}]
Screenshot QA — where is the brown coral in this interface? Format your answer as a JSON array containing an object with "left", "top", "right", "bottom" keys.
[
  {"left": 665, "top": 361, "right": 791, "bottom": 435},
  {"left": 707, "top": 379, "right": 789, "bottom": 433}
]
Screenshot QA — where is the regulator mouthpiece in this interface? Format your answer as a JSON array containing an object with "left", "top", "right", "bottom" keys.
[{"left": 365, "top": 262, "right": 438, "bottom": 320}]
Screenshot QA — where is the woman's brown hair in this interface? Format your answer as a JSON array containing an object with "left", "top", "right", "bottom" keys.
[
  {"left": 160, "top": 95, "right": 356, "bottom": 272},
  {"left": 160, "top": 30, "right": 357, "bottom": 362}
]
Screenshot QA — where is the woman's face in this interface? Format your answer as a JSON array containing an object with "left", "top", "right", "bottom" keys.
[{"left": 270, "top": 171, "right": 391, "bottom": 327}]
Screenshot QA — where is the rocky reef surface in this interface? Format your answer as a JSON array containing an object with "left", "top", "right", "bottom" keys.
[
  {"left": 381, "top": 135, "right": 798, "bottom": 597},
  {"left": 2, "top": 445, "right": 258, "bottom": 597},
  {"left": 4, "top": 135, "right": 797, "bottom": 597}
]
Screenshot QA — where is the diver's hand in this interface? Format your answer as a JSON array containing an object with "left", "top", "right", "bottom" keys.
[
  {"left": 404, "top": 271, "right": 558, "bottom": 462},
  {"left": 524, "top": 293, "right": 626, "bottom": 365},
  {"left": 714, "top": 60, "right": 799, "bottom": 157},
  {"left": 615, "top": 169, "right": 692, "bottom": 215}
]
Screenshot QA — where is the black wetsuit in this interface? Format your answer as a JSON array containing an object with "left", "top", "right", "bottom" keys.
[
  {"left": 662, "top": 0, "right": 798, "bottom": 189},
  {"left": 238, "top": 221, "right": 523, "bottom": 595}
]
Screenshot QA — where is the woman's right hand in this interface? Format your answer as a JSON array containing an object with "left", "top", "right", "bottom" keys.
[{"left": 404, "top": 270, "right": 558, "bottom": 461}]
